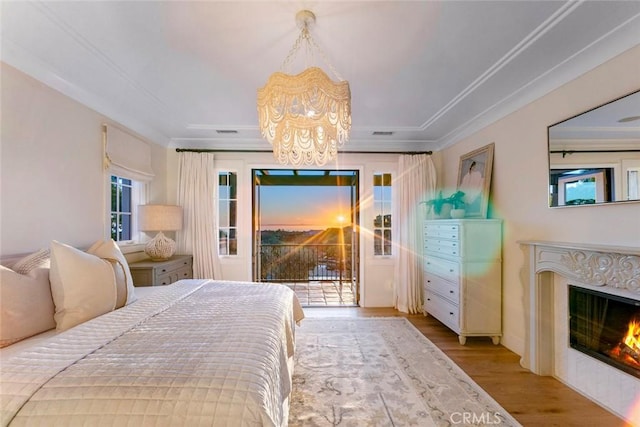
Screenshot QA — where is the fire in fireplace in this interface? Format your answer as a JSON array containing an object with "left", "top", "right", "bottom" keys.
[{"left": 569, "top": 285, "right": 640, "bottom": 379}]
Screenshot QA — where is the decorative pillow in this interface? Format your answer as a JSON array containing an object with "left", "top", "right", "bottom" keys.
[
  {"left": 87, "top": 239, "right": 137, "bottom": 308},
  {"left": 49, "top": 241, "right": 117, "bottom": 331},
  {"left": 11, "top": 248, "right": 50, "bottom": 275},
  {"left": 0, "top": 265, "right": 56, "bottom": 348}
]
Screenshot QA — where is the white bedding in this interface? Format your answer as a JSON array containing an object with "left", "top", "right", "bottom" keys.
[{"left": 0, "top": 279, "right": 304, "bottom": 426}]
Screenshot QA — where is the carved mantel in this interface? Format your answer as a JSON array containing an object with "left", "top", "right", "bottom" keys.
[{"left": 519, "top": 240, "right": 640, "bottom": 376}]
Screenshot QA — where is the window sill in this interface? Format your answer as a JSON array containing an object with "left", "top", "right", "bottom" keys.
[{"left": 117, "top": 242, "right": 146, "bottom": 254}]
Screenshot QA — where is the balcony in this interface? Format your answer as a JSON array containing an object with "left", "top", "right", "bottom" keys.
[{"left": 259, "top": 243, "right": 356, "bottom": 306}]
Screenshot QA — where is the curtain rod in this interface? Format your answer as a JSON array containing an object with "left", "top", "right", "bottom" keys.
[
  {"left": 550, "top": 149, "right": 640, "bottom": 158},
  {"left": 175, "top": 148, "right": 432, "bottom": 155}
]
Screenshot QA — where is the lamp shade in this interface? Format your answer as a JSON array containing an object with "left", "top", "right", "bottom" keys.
[{"left": 138, "top": 205, "right": 183, "bottom": 232}]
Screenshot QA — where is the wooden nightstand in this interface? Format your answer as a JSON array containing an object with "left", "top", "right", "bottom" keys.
[{"left": 129, "top": 255, "right": 193, "bottom": 287}]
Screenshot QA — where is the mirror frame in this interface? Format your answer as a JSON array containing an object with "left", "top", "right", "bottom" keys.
[{"left": 547, "top": 89, "right": 640, "bottom": 208}]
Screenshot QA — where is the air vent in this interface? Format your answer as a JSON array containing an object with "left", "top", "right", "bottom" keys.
[
  {"left": 372, "top": 131, "right": 394, "bottom": 136},
  {"left": 216, "top": 130, "right": 238, "bottom": 134}
]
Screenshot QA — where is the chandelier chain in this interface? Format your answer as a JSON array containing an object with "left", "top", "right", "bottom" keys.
[{"left": 280, "top": 27, "right": 344, "bottom": 82}]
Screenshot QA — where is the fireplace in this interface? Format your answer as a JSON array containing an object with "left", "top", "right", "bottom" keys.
[
  {"left": 569, "top": 285, "right": 640, "bottom": 379},
  {"left": 520, "top": 241, "right": 640, "bottom": 422}
]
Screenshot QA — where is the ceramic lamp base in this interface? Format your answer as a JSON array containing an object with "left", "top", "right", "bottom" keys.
[{"left": 145, "top": 231, "right": 176, "bottom": 261}]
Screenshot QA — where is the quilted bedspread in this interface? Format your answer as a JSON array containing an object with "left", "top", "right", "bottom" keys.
[{"left": 0, "top": 279, "right": 304, "bottom": 426}]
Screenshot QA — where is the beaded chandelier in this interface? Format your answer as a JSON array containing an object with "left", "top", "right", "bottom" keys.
[{"left": 257, "top": 10, "right": 351, "bottom": 166}]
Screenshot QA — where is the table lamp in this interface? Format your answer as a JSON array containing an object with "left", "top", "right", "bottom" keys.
[{"left": 138, "top": 205, "right": 183, "bottom": 261}]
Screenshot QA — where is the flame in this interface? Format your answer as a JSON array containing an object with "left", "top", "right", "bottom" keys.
[
  {"left": 624, "top": 319, "right": 640, "bottom": 353},
  {"left": 611, "top": 317, "right": 640, "bottom": 369}
]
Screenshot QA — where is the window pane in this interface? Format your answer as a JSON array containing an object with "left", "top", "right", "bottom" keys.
[
  {"left": 120, "top": 185, "right": 132, "bottom": 212},
  {"left": 219, "top": 204, "right": 229, "bottom": 227},
  {"left": 121, "top": 213, "right": 132, "bottom": 241},
  {"left": 229, "top": 201, "right": 237, "bottom": 227},
  {"left": 111, "top": 183, "right": 118, "bottom": 211},
  {"left": 219, "top": 230, "right": 229, "bottom": 255},
  {"left": 111, "top": 214, "right": 118, "bottom": 240},
  {"left": 219, "top": 174, "right": 228, "bottom": 186},
  {"left": 219, "top": 184, "right": 229, "bottom": 200},
  {"left": 228, "top": 228, "right": 237, "bottom": 255},
  {"left": 374, "top": 229, "right": 382, "bottom": 256},
  {"left": 382, "top": 173, "right": 392, "bottom": 186},
  {"left": 229, "top": 172, "right": 237, "bottom": 199},
  {"left": 384, "top": 229, "right": 392, "bottom": 255}
]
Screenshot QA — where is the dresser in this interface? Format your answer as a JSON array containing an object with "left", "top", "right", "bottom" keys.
[
  {"left": 423, "top": 219, "right": 502, "bottom": 345},
  {"left": 129, "top": 255, "right": 193, "bottom": 286}
]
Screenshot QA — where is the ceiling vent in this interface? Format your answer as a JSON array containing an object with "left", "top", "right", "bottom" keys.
[
  {"left": 216, "top": 130, "right": 238, "bottom": 134},
  {"left": 372, "top": 131, "right": 394, "bottom": 136}
]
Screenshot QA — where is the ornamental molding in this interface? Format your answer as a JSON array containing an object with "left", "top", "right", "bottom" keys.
[{"left": 527, "top": 242, "right": 640, "bottom": 294}]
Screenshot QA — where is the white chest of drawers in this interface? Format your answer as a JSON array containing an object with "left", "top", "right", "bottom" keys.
[{"left": 423, "top": 219, "right": 502, "bottom": 345}]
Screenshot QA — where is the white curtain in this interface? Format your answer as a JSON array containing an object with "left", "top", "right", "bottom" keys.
[
  {"left": 394, "top": 154, "right": 437, "bottom": 313},
  {"left": 176, "top": 152, "right": 222, "bottom": 279}
]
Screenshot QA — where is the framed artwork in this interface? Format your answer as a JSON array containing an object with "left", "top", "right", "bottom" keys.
[{"left": 456, "top": 143, "right": 495, "bottom": 218}]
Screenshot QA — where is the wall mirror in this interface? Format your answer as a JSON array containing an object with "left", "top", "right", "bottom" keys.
[{"left": 548, "top": 90, "right": 640, "bottom": 207}]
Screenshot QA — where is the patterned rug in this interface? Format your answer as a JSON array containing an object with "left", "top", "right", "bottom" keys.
[{"left": 289, "top": 318, "right": 521, "bottom": 426}]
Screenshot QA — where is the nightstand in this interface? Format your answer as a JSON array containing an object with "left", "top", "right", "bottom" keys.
[{"left": 129, "top": 255, "right": 193, "bottom": 286}]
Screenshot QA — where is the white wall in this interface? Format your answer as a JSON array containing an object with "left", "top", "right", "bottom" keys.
[
  {"left": 0, "top": 62, "right": 168, "bottom": 255},
  {"left": 438, "top": 45, "right": 640, "bottom": 355}
]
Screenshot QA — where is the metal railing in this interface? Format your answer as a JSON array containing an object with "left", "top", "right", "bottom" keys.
[{"left": 259, "top": 243, "right": 353, "bottom": 283}]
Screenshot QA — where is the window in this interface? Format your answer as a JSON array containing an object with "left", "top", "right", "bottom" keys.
[
  {"left": 373, "top": 173, "right": 392, "bottom": 256},
  {"left": 111, "top": 175, "right": 133, "bottom": 241},
  {"left": 219, "top": 171, "right": 238, "bottom": 255},
  {"left": 110, "top": 174, "right": 146, "bottom": 243},
  {"left": 557, "top": 169, "right": 609, "bottom": 205}
]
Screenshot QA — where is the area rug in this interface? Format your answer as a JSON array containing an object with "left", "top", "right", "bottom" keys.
[{"left": 289, "top": 318, "right": 521, "bottom": 426}]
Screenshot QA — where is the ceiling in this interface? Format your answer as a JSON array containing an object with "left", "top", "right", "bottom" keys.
[{"left": 2, "top": 1, "right": 639, "bottom": 153}]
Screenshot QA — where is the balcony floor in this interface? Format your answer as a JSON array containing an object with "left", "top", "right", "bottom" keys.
[{"left": 284, "top": 281, "right": 357, "bottom": 307}]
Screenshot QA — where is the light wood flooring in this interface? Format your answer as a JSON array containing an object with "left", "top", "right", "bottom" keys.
[{"left": 303, "top": 306, "right": 633, "bottom": 427}]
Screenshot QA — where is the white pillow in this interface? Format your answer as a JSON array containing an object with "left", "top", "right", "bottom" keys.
[
  {"left": 49, "top": 241, "right": 117, "bottom": 331},
  {"left": 87, "top": 239, "right": 137, "bottom": 308},
  {"left": 11, "top": 248, "right": 50, "bottom": 275},
  {"left": 0, "top": 265, "right": 55, "bottom": 348}
]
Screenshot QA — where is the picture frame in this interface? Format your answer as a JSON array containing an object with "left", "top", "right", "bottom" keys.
[{"left": 456, "top": 142, "right": 495, "bottom": 218}]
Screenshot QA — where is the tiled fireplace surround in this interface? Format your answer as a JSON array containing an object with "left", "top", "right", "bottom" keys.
[{"left": 520, "top": 241, "right": 640, "bottom": 422}]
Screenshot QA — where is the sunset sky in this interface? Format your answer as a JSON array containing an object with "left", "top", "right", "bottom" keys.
[{"left": 259, "top": 185, "right": 353, "bottom": 231}]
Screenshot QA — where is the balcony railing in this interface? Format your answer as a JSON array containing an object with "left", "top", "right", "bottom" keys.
[{"left": 259, "top": 243, "right": 353, "bottom": 282}]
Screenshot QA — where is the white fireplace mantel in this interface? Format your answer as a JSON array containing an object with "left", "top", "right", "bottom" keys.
[{"left": 519, "top": 240, "right": 640, "bottom": 376}]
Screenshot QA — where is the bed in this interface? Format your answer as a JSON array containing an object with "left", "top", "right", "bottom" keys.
[{"left": 1, "top": 249, "right": 304, "bottom": 426}]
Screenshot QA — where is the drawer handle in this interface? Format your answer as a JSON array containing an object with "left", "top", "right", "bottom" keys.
[
  {"left": 427, "top": 298, "right": 431, "bottom": 301},
  {"left": 449, "top": 312, "right": 454, "bottom": 316},
  {"left": 161, "top": 269, "right": 167, "bottom": 273},
  {"left": 449, "top": 290, "right": 454, "bottom": 294},
  {"left": 449, "top": 269, "right": 454, "bottom": 272},
  {"left": 183, "top": 261, "right": 188, "bottom": 265},
  {"left": 427, "top": 280, "right": 431, "bottom": 283},
  {"left": 183, "top": 272, "right": 188, "bottom": 276}
]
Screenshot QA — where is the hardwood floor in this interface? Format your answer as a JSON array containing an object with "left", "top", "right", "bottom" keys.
[{"left": 303, "top": 306, "right": 633, "bottom": 427}]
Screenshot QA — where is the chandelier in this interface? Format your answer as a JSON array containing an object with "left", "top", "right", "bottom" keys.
[{"left": 257, "top": 10, "right": 351, "bottom": 166}]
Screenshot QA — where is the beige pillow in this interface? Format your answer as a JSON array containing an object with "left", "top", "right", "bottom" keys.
[
  {"left": 87, "top": 239, "right": 137, "bottom": 308},
  {"left": 0, "top": 265, "right": 56, "bottom": 348},
  {"left": 11, "top": 248, "right": 50, "bottom": 275},
  {"left": 49, "top": 241, "right": 117, "bottom": 331}
]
